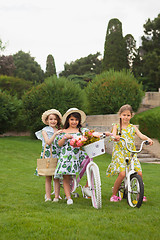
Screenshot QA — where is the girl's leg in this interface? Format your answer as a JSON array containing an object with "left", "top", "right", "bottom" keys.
[
  {"left": 138, "top": 171, "right": 142, "bottom": 178},
  {"left": 54, "top": 178, "right": 60, "bottom": 199},
  {"left": 112, "top": 171, "right": 125, "bottom": 196},
  {"left": 45, "top": 176, "right": 52, "bottom": 200},
  {"left": 63, "top": 175, "right": 71, "bottom": 199}
]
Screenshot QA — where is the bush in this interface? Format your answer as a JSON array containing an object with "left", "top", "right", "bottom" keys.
[
  {"left": 131, "top": 107, "right": 160, "bottom": 142},
  {"left": 0, "top": 75, "right": 32, "bottom": 98},
  {"left": 22, "top": 76, "right": 85, "bottom": 136},
  {"left": 0, "top": 91, "right": 28, "bottom": 134},
  {"left": 85, "top": 69, "right": 144, "bottom": 114}
]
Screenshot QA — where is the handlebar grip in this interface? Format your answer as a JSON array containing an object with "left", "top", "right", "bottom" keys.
[{"left": 145, "top": 140, "right": 150, "bottom": 145}]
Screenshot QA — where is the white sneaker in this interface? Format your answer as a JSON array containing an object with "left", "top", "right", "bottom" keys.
[
  {"left": 67, "top": 198, "right": 73, "bottom": 205},
  {"left": 45, "top": 198, "right": 52, "bottom": 202},
  {"left": 53, "top": 198, "right": 59, "bottom": 202},
  {"left": 83, "top": 186, "right": 92, "bottom": 197}
]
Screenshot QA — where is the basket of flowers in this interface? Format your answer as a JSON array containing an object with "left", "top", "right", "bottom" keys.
[{"left": 70, "top": 130, "right": 105, "bottom": 158}]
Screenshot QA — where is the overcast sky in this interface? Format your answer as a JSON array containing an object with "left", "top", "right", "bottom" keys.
[{"left": 0, "top": 0, "right": 159, "bottom": 72}]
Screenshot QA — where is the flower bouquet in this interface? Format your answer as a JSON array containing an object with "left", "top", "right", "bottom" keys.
[{"left": 70, "top": 130, "right": 105, "bottom": 158}]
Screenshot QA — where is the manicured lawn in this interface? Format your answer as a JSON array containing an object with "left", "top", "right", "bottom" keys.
[{"left": 0, "top": 137, "right": 159, "bottom": 240}]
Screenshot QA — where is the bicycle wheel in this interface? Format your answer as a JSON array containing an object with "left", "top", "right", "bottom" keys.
[
  {"left": 88, "top": 165, "right": 102, "bottom": 209},
  {"left": 118, "top": 181, "right": 127, "bottom": 199},
  {"left": 127, "top": 173, "right": 144, "bottom": 208}
]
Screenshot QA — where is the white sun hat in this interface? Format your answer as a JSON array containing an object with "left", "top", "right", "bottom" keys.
[
  {"left": 62, "top": 108, "right": 86, "bottom": 125},
  {"left": 42, "top": 109, "right": 62, "bottom": 125}
]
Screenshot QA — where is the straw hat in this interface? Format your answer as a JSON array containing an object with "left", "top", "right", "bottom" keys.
[
  {"left": 42, "top": 109, "right": 62, "bottom": 125},
  {"left": 62, "top": 108, "right": 86, "bottom": 125}
]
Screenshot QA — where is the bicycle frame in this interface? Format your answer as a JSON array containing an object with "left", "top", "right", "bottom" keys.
[{"left": 119, "top": 137, "right": 149, "bottom": 207}]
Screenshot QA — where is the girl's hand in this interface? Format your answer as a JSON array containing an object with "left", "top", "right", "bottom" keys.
[
  {"left": 112, "top": 135, "right": 120, "bottom": 142},
  {"left": 147, "top": 138, "right": 153, "bottom": 146},
  {"left": 63, "top": 134, "right": 73, "bottom": 140},
  {"left": 55, "top": 130, "right": 63, "bottom": 135}
]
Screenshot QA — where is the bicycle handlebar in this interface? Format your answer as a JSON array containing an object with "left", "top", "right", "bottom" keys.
[{"left": 120, "top": 137, "right": 149, "bottom": 153}]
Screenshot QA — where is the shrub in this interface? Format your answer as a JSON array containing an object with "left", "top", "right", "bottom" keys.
[
  {"left": 131, "top": 107, "right": 160, "bottom": 142},
  {"left": 85, "top": 69, "right": 144, "bottom": 114},
  {"left": 0, "top": 91, "right": 28, "bottom": 134},
  {"left": 0, "top": 75, "right": 32, "bottom": 98},
  {"left": 22, "top": 76, "right": 85, "bottom": 136}
]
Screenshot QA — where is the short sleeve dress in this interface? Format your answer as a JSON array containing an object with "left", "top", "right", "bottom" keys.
[
  {"left": 106, "top": 124, "right": 142, "bottom": 177},
  {"left": 54, "top": 128, "right": 88, "bottom": 177}
]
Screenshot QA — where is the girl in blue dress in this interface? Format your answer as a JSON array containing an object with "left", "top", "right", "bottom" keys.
[{"left": 35, "top": 109, "right": 62, "bottom": 202}]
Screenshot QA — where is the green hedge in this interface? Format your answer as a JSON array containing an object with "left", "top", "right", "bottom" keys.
[
  {"left": 131, "top": 107, "right": 160, "bottom": 142},
  {"left": 22, "top": 76, "right": 86, "bottom": 136},
  {"left": 85, "top": 69, "right": 144, "bottom": 114}
]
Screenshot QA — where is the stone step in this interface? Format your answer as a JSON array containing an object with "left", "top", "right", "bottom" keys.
[
  {"left": 137, "top": 153, "right": 153, "bottom": 158},
  {"left": 139, "top": 158, "right": 160, "bottom": 163}
]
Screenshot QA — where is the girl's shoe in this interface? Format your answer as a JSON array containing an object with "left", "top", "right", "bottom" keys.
[
  {"left": 45, "top": 198, "right": 52, "bottom": 202},
  {"left": 110, "top": 195, "right": 122, "bottom": 202},
  {"left": 143, "top": 196, "right": 147, "bottom": 202},
  {"left": 53, "top": 198, "right": 59, "bottom": 202},
  {"left": 67, "top": 198, "right": 73, "bottom": 205}
]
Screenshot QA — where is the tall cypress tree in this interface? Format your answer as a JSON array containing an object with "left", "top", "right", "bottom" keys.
[
  {"left": 102, "top": 18, "right": 129, "bottom": 71},
  {"left": 45, "top": 54, "right": 57, "bottom": 77}
]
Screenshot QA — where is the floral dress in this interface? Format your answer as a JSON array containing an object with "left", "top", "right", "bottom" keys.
[
  {"left": 106, "top": 124, "right": 142, "bottom": 177},
  {"left": 54, "top": 128, "right": 88, "bottom": 177}
]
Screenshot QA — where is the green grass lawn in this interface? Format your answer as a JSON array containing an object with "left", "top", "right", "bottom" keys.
[{"left": 0, "top": 136, "right": 160, "bottom": 240}]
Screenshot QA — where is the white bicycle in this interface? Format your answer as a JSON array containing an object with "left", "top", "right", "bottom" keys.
[
  {"left": 118, "top": 137, "right": 149, "bottom": 208},
  {"left": 70, "top": 154, "right": 102, "bottom": 209}
]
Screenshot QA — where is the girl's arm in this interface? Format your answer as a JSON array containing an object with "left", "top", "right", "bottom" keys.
[
  {"left": 112, "top": 124, "right": 120, "bottom": 141},
  {"left": 42, "top": 129, "right": 63, "bottom": 146},
  {"left": 134, "top": 125, "right": 153, "bottom": 145},
  {"left": 58, "top": 133, "right": 73, "bottom": 147}
]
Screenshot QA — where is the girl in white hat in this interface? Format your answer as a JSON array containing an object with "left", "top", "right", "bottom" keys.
[
  {"left": 35, "top": 109, "right": 63, "bottom": 202},
  {"left": 54, "top": 108, "right": 88, "bottom": 205}
]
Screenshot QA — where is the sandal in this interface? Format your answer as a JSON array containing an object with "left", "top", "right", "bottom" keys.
[{"left": 143, "top": 196, "right": 147, "bottom": 202}]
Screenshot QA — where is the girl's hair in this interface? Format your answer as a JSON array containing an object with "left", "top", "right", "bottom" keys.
[
  {"left": 118, "top": 104, "right": 134, "bottom": 136},
  {"left": 63, "top": 112, "right": 82, "bottom": 133},
  {"left": 118, "top": 104, "right": 134, "bottom": 116},
  {"left": 46, "top": 114, "right": 62, "bottom": 130}
]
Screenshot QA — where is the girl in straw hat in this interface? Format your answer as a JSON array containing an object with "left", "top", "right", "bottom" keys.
[
  {"left": 35, "top": 109, "right": 63, "bottom": 202},
  {"left": 54, "top": 108, "right": 88, "bottom": 205}
]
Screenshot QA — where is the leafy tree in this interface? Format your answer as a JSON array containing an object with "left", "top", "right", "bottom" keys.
[
  {"left": 0, "top": 38, "right": 6, "bottom": 52},
  {"left": 0, "top": 55, "right": 16, "bottom": 76},
  {"left": 0, "top": 75, "right": 32, "bottom": 98},
  {"left": 13, "top": 50, "right": 44, "bottom": 84},
  {"left": 22, "top": 76, "right": 85, "bottom": 135},
  {"left": 45, "top": 54, "right": 56, "bottom": 77},
  {"left": 133, "top": 14, "right": 160, "bottom": 91},
  {"left": 60, "top": 52, "right": 102, "bottom": 77},
  {"left": 67, "top": 73, "right": 96, "bottom": 89},
  {"left": 125, "top": 34, "right": 137, "bottom": 70},
  {"left": 85, "top": 69, "right": 144, "bottom": 115},
  {"left": 102, "top": 18, "right": 129, "bottom": 71}
]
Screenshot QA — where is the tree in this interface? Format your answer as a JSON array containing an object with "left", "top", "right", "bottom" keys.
[
  {"left": 45, "top": 54, "right": 56, "bottom": 77},
  {"left": 124, "top": 34, "right": 137, "bottom": 70},
  {"left": 13, "top": 50, "right": 44, "bottom": 84},
  {"left": 133, "top": 14, "right": 160, "bottom": 91},
  {"left": 0, "top": 38, "right": 6, "bottom": 52},
  {"left": 60, "top": 52, "right": 102, "bottom": 77},
  {"left": 102, "top": 18, "right": 129, "bottom": 71},
  {"left": 0, "top": 55, "right": 15, "bottom": 76}
]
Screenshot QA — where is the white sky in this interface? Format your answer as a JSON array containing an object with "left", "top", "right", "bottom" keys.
[{"left": 0, "top": 0, "right": 159, "bottom": 72}]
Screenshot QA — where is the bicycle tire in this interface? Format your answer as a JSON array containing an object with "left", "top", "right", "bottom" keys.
[
  {"left": 88, "top": 165, "right": 102, "bottom": 209},
  {"left": 127, "top": 173, "right": 144, "bottom": 208}
]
